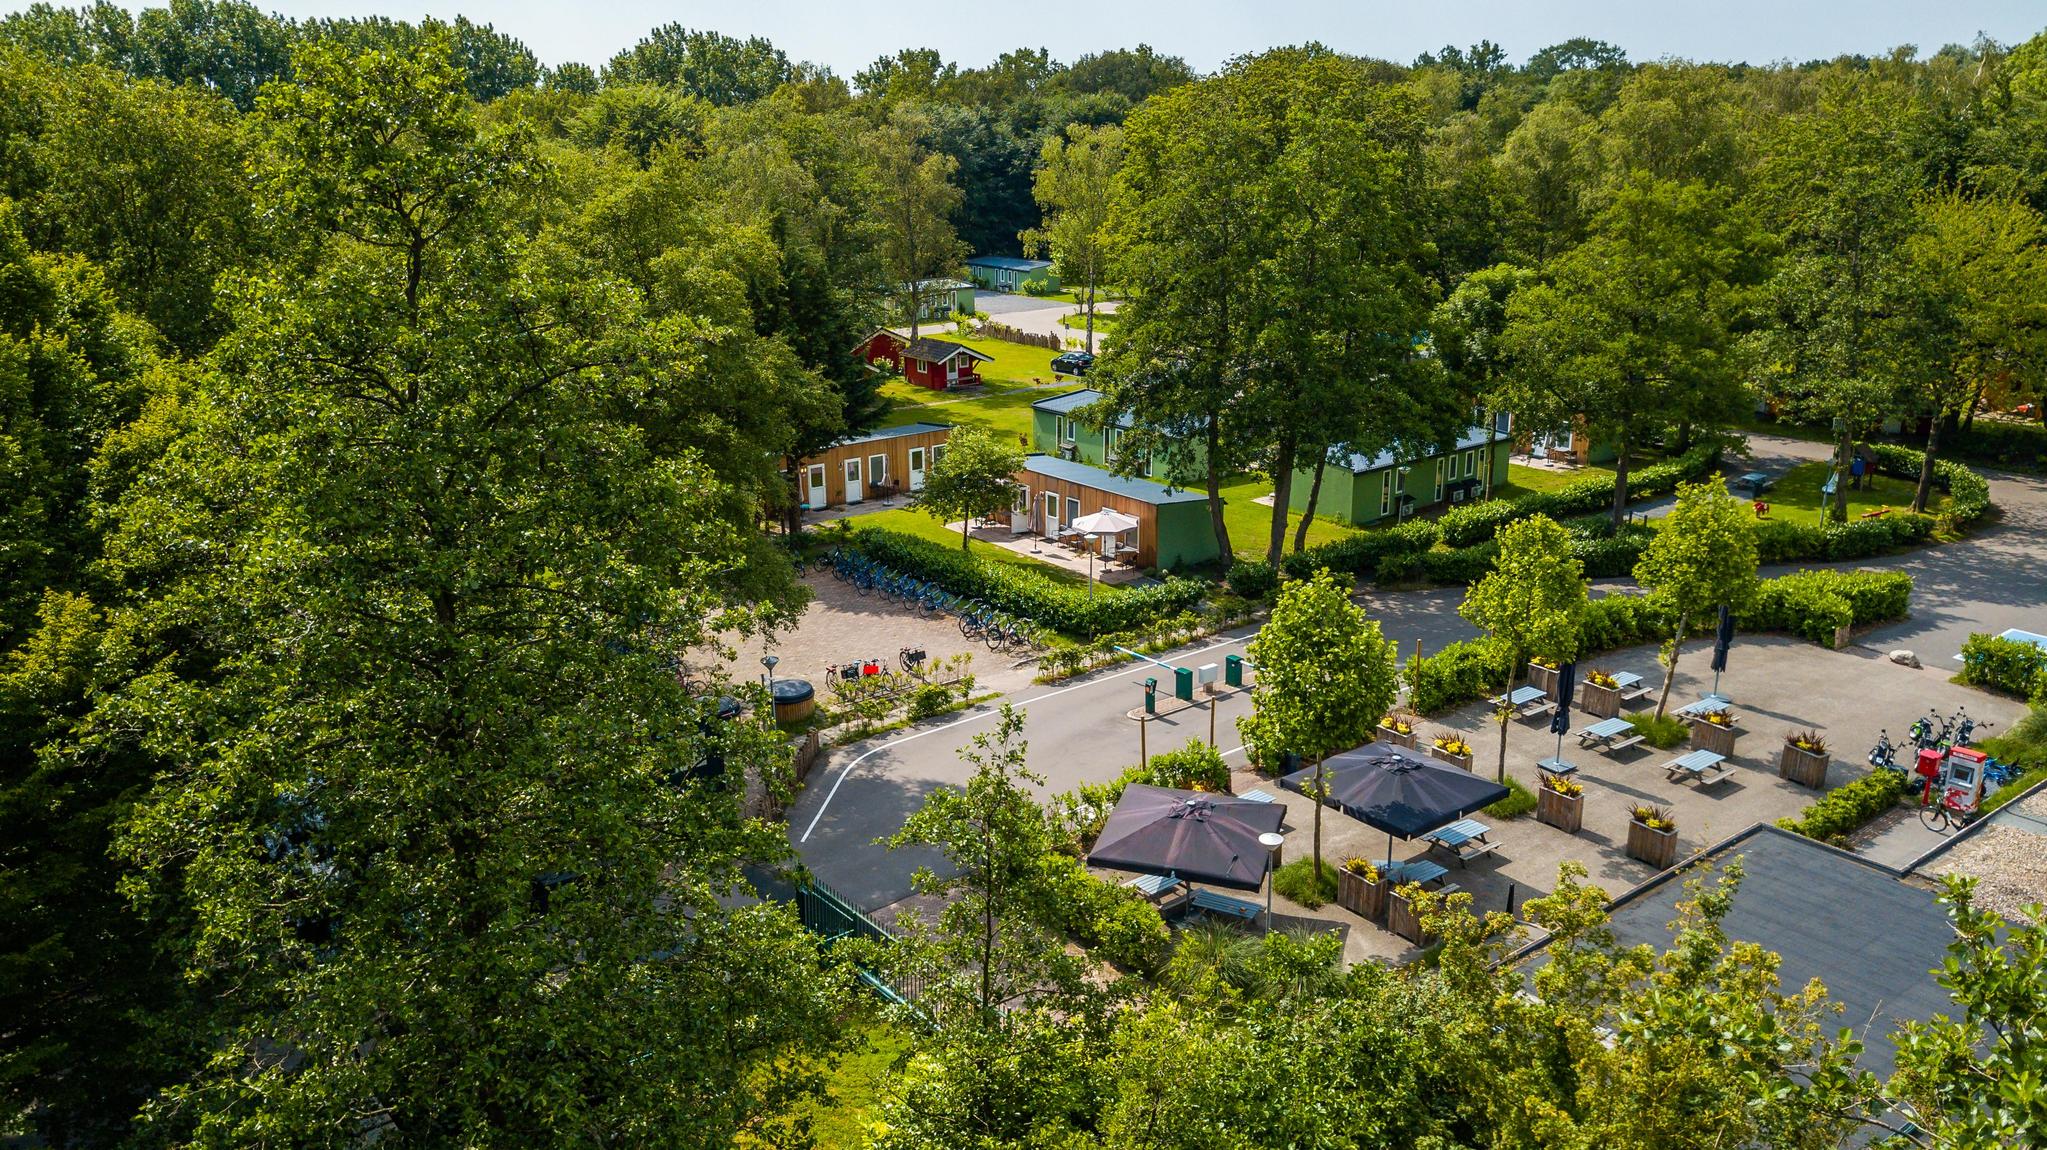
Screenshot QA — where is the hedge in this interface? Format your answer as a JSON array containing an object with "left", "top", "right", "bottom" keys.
[
  {"left": 1038, "top": 854, "right": 1170, "bottom": 973},
  {"left": 1957, "top": 633, "right": 2047, "bottom": 698},
  {"left": 1406, "top": 569, "right": 1914, "bottom": 715},
  {"left": 1436, "top": 444, "right": 1721, "bottom": 547},
  {"left": 1863, "top": 443, "right": 1992, "bottom": 530},
  {"left": 1280, "top": 519, "right": 1437, "bottom": 581},
  {"left": 1777, "top": 769, "right": 1909, "bottom": 845},
  {"left": 1753, "top": 514, "right": 1937, "bottom": 564},
  {"left": 848, "top": 527, "right": 1206, "bottom": 636}
]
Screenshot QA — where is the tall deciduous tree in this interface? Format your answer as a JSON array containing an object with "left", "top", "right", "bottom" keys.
[
  {"left": 1431, "top": 262, "right": 1535, "bottom": 500},
  {"left": 1458, "top": 515, "right": 1587, "bottom": 781},
  {"left": 918, "top": 426, "right": 1025, "bottom": 548},
  {"left": 602, "top": 23, "right": 792, "bottom": 104},
  {"left": 99, "top": 36, "right": 846, "bottom": 1143},
  {"left": 1502, "top": 173, "right": 1750, "bottom": 530},
  {"left": 874, "top": 110, "right": 966, "bottom": 340},
  {"left": 1021, "top": 122, "right": 1121, "bottom": 353},
  {"left": 1633, "top": 481, "right": 1759, "bottom": 719},
  {"left": 1239, "top": 568, "right": 1398, "bottom": 879}
]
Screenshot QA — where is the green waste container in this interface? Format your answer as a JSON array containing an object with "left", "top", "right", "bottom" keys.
[
  {"left": 1224, "top": 655, "right": 1243, "bottom": 688},
  {"left": 1173, "top": 666, "right": 1193, "bottom": 702}
]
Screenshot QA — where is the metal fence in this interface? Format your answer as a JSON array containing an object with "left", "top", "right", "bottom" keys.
[{"left": 746, "top": 866, "right": 910, "bottom": 1007}]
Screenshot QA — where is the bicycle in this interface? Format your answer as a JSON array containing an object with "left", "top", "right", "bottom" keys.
[
  {"left": 1918, "top": 784, "right": 1978, "bottom": 834},
  {"left": 899, "top": 646, "right": 927, "bottom": 675}
]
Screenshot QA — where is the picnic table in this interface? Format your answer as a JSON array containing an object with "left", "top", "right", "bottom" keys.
[
  {"left": 1422, "top": 818, "right": 1499, "bottom": 866},
  {"left": 1734, "top": 471, "right": 1774, "bottom": 496},
  {"left": 1572, "top": 716, "right": 1637, "bottom": 744},
  {"left": 1607, "top": 670, "right": 1655, "bottom": 703},
  {"left": 1675, "top": 695, "right": 1733, "bottom": 719},
  {"left": 1665, "top": 748, "right": 1731, "bottom": 785},
  {"left": 1493, "top": 684, "right": 1554, "bottom": 718},
  {"left": 1376, "top": 858, "right": 1450, "bottom": 888},
  {"left": 1120, "top": 872, "right": 1182, "bottom": 901}
]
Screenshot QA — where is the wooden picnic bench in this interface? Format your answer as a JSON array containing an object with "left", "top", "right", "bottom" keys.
[
  {"left": 1665, "top": 748, "right": 1731, "bottom": 786},
  {"left": 1188, "top": 888, "right": 1261, "bottom": 923},
  {"left": 1422, "top": 819, "right": 1500, "bottom": 867},
  {"left": 1377, "top": 858, "right": 1450, "bottom": 887}
]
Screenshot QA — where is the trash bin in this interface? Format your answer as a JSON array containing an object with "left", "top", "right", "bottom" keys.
[
  {"left": 1224, "top": 654, "right": 1243, "bottom": 688},
  {"left": 1173, "top": 666, "right": 1194, "bottom": 702}
]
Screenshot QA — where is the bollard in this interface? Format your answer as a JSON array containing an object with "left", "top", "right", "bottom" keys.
[
  {"left": 1224, "top": 654, "right": 1243, "bottom": 688},
  {"left": 1143, "top": 677, "right": 1157, "bottom": 714},
  {"left": 1173, "top": 666, "right": 1194, "bottom": 702}
]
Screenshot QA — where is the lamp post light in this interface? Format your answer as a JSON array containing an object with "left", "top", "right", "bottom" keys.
[
  {"left": 761, "top": 653, "right": 778, "bottom": 688},
  {"left": 1084, "top": 532, "right": 1100, "bottom": 598},
  {"left": 1259, "top": 832, "right": 1286, "bottom": 932}
]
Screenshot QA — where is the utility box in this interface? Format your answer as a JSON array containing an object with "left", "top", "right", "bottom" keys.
[
  {"left": 1224, "top": 654, "right": 1244, "bottom": 688},
  {"left": 1143, "top": 677, "right": 1157, "bottom": 714},
  {"left": 1173, "top": 666, "right": 1194, "bottom": 702},
  {"left": 1196, "top": 662, "right": 1219, "bottom": 690}
]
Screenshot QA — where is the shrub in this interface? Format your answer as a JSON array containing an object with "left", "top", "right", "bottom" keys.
[
  {"left": 1283, "top": 518, "right": 1438, "bottom": 580},
  {"left": 1958, "top": 634, "right": 2047, "bottom": 698},
  {"left": 1226, "top": 559, "right": 1278, "bottom": 600},
  {"left": 1485, "top": 776, "right": 1537, "bottom": 820},
  {"left": 1626, "top": 711, "right": 1688, "bottom": 749},
  {"left": 1864, "top": 443, "right": 1993, "bottom": 529},
  {"left": 1740, "top": 570, "right": 1913, "bottom": 647},
  {"left": 1570, "top": 528, "right": 1652, "bottom": 579},
  {"left": 849, "top": 527, "right": 1207, "bottom": 636},
  {"left": 1405, "top": 638, "right": 1511, "bottom": 716},
  {"left": 1578, "top": 593, "right": 1675, "bottom": 652},
  {"left": 1777, "top": 769, "right": 1908, "bottom": 845},
  {"left": 905, "top": 682, "right": 959, "bottom": 721},
  {"left": 1419, "top": 541, "right": 1497, "bottom": 585},
  {"left": 1272, "top": 857, "right": 1339, "bottom": 908},
  {"left": 1136, "top": 740, "right": 1232, "bottom": 793},
  {"left": 1039, "top": 854, "right": 1170, "bottom": 972},
  {"left": 1436, "top": 444, "right": 1720, "bottom": 547}
]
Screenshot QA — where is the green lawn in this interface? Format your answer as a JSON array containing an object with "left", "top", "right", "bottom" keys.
[
  {"left": 1751, "top": 460, "right": 1926, "bottom": 526},
  {"left": 877, "top": 378, "right": 1080, "bottom": 444},
  {"left": 1503, "top": 462, "right": 1616, "bottom": 495},
  {"left": 828, "top": 506, "right": 1100, "bottom": 588},
  {"left": 899, "top": 331, "right": 1063, "bottom": 385},
  {"left": 743, "top": 1019, "right": 909, "bottom": 1149},
  {"left": 1216, "top": 474, "right": 1362, "bottom": 562}
]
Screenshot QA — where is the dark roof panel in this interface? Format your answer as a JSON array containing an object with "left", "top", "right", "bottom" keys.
[
  {"left": 902, "top": 338, "right": 994, "bottom": 365},
  {"left": 1019, "top": 455, "right": 1208, "bottom": 506},
  {"left": 834, "top": 422, "right": 953, "bottom": 448}
]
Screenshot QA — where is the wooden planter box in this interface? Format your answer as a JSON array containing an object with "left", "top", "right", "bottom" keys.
[
  {"left": 1536, "top": 786, "right": 1584, "bottom": 834},
  {"left": 1627, "top": 819, "right": 1678, "bottom": 869},
  {"left": 1579, "top": 681, "right": 1622, "bottom": 718},
  {"left": 1528, "top": 662, "right": 1559, "bottom": 699},
  {"left": 1388, "top": 885, "right": 1432, "bottom": 945},
  {"left": 1427, "top": 744, "right": 1474, "bottom": 771},
  {"left": 1336, "top": 867, "right": 1387, "bottom": 921},
  {"left": 1377, "top": 725, "right": 1417, "bottom": 750},
  {"left": 1778, "top": 743, "right": 1831, "bottom": 789},
  {"left": 1687, "top": 719, "right": 1741, "bottom": 758}
]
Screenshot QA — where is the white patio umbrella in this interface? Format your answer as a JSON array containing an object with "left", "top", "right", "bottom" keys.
[{"left": 1070, "top": 508, "right": 1139, "bottom": 537}]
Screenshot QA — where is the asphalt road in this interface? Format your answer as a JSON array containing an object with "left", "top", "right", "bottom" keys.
[{"left": 788, "top": 433, "right": 2046, "bottom": 912}]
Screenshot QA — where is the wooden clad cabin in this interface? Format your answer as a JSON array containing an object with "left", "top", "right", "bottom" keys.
[
  {"left": 798, "top": 423, "right": 952, "bottom": 510},
  {"left": 1009, "top": 454, "right": 1221, "bottom": 572}
]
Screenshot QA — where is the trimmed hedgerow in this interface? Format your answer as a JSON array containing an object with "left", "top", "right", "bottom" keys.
[
  {"left": 848, "top": 527, "right": 1206, "bottom": 636},
  {"left": 1737, "top": 570, "right": 1913, "bottom": 648},
  {"left": 1863, "top": 443, "right": 1992, "bottom": 530},
  {"left": 1777, "top": 769, "right": 1909, "bottom": 845},
  {"left": 1958, "top": 633, "right": 2047, "bottom": 698},
  {"left": 1436, "top": 444, "right": 1721, "bottom": 547},
  {"left": 1752, "top": 514, "right": 1938, "bottom": 564},
  {"left": 1280, "top": 519, "right": 1438, "bottom": 581},
  {"left": 1226, "top": 559, "right": 1279, "bottom": 600}
]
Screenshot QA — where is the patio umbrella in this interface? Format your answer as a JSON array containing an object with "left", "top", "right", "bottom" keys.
[
  {"left": 1278, "top": 742, "right": 1509, "bottom": 862},
  {"left": 1549, "top": 661, "right": 1578, "bottom": 764},
  {"left": 1069, "top": 508, "right": 1140, "bottom": 535},
  {"left": 1087, "top": 784, "right": 1287, "bottom": 891},
  {"left": 1710, "top": 605, "right": 1735, "bottom": 695}
]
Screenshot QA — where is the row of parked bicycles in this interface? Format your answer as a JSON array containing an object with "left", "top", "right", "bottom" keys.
[
  {"left": 1867, "top": 705, "right": 2023, "bottom": 833},
  {"left": 821, "top": 549, "right": 1046, "bottom": 654}
]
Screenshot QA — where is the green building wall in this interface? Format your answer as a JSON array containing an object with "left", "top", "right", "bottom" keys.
[
  {"left": 1289, "top": 438, "right": 1513, "bottom": 527},
  {"left": 1152, "top": 501, "right": 1223, "bottom": 572}
]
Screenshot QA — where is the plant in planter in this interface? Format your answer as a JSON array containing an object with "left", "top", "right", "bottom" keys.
[
  {"left": 1428, "top": 732, "right": 1474, "bottom": 770},
  {"left": 1335, "top": 856, "right": 1387, "bottom": 920},
  {"left": 1686, "top": 706, "right": 1742, "bottom": 756},
  {"left": 1377, "top": 714, "right": 1418, "bottom": 749},
  {"left": 1627, "top": 803, "right": 1678, "bottom": 868},
  {"left": 1536, "top": 772, "right": 1585, "bottom": 833},
  {"left": 1779, "top": 728, "right": 1832, "bottom": 789},
  {"left": 1527, "top": 656, "right": 1561, "bottom": 698},
  {"left": 1579, "top": 667, "right": 1623, "bottom": 717},
  {"left": 1387, "top": 880, "right": 1431, "bottom": 944}
]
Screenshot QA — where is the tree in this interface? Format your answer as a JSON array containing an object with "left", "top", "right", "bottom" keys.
[
  {"left": 1021, "top": 122, "right": 1122, "bottom": 353},
  {"left": 874, "top": 111, "right": 966, "bottom": 339},
  {"left": 1900, "top": 191, "right": 2047, "bottom": 511},
  {"left": 1632, "top": 481, "right": 1760, "bottom": 719},
  {"left": 1502, "top": 174, "right": 1751, "bottom": 529},
  {"left": 1431, "top": 263, "right": 1535, "bottom": 499},
  {"left": 1458, "top": 515, "right": 1587, "bottom": 781},
  {"left": 1239, "top": 568, "right": 1398, "bottom": 880},
  {"left": 603, "top": 23, "right": 791, "bottom": 105},
  {"left": 99, "top": 37, "right": 846, "bottom": 1142},
  {"left": 918, "top": 426, "right": 1025, "bottom": 548}
]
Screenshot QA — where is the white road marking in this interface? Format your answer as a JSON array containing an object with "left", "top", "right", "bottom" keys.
[{"left": 798, "top": 632, "right": 1252, "bottom": 842}]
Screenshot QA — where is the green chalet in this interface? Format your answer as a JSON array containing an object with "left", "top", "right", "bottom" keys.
[
  {"left": 1012, "top": 455, "right": 1221, "bottom": 571},
  {"left": 1028, "top": 388, "right": 1206, "bottom": 482},
  {"left": 1290, "top": 421, "right": 1513, "bottom": 526},
  {"left": 966, "top": 255, "right": 1059, "bottom": 294}
]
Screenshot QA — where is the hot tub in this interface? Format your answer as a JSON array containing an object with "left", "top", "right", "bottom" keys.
[{"left": 770, "top": 678, "right": 816, "bottom": 725}]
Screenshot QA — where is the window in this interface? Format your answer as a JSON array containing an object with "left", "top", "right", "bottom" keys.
[
  {"left": 932, "top": 444, "right": 946, "bottom": 464},
  {"left": 1067, "top": 497, "right": 1081, "bottom": 523},
  {"left": 908, "top": 447, "right": 925, "bottom": 473},
  {"left": 1433, "top": 463, "right": 1444, "bottom": 502},
  {"left": 806, "top": 463, "right": 826, "bottom": 495},
  {"left": 1057, "top": 415, "right": 1069, "bottom": 442},
  {"left": 869, "top": 453, "right": 887, "bottom": 486},
  {"left": 1553, "top": 428, "right": 1574, "bottom": 452},
  {"left": 1494, "top": 411, "right": 1513, "bottom": 435},
  {"left": 1462, "top": 449, "right": 1474, "bottom": 478}
]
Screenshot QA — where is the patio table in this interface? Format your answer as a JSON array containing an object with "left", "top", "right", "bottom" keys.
[
  {"left": 1676, "top": 695, "right": 1733, "bottom": 718},
  {"left": 1665, "top": 748, "right": 1731, "bottom": 785},
  {"left": 1423, "top": 818, "right": 1498, "bottom": 866},
  {"left": 1610, "top": 671, "right": 1643, "bottom": 689},
  {"left": 1577, "top": 716, "right": 1633, "bottom": 747},
  {"left": 1734, "top": 471, "right": 1774, "bottom": 496},
  {"left": 1376, "top": 858, "right": 1450, "bottom": 887}
]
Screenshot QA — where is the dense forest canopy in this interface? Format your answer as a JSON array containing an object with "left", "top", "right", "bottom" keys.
[{"left": 2, "top": 3, "right": 2047, "bottom": 1146}]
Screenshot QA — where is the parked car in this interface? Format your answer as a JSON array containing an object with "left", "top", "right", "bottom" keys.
[{"left": 1051, "top": 351, "right": 1094, "bottom": 376}]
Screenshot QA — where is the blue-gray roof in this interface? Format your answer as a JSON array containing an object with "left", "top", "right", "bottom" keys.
[
  {"left": 1030, "top": 387, "right": 1133, "bottom": 427},
  {"left": 1020, "top": 454, "right": 1208, "bottom": 506},
  {"left": 1335, "top": 425, "right": 1498, "bottom": 474},
  {"left": 967, "top": 256, "right": 1054, "bottom": 272},
  {"left": 836, "top": 422, "right": 951, "bottom": 448}
]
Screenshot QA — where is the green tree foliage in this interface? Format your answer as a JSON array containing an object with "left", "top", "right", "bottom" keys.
[
  {"left": 95, "top": 36, "right": 844, "bottom": 1143},
  {"left": 917, "top": 426, "right": 1026, "bottom": 548},
  {"left": 602, "top": 23, "right": 792, "bottom": 105},
  {"left": 1431, "top": 262, "right": 1534, "bottom": 496},
  {"left": 1503, "top": 173, "right": 1753, "bottom": 528},
  {"left": 1633, "top": 481, "right": 1761, "bottom": 718},
  {"left": 1022, "top": 122, "right": 1122, "bottom": 352},
  {"left": 875, "top": 109, "right": 967, "bottom": 339},
  {"left": 1239, "top": 568, "right": 1398, "bottom": 877},
  {"left": 1459, "top": 514, "right": 1588, "bottom": 779}
]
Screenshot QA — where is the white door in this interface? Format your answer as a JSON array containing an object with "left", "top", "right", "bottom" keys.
[
  {"left": 844, "top": 458, "right": 863, "bottom": 503},
  {"left": 805, "top": 463, "right": 827, "bottom": 508},
  {"left": 869, "top": 453, "right": 888, "bottom": 493},
  {"left": 1043, "top": 491, "right": 1060, "bottom": 534},
  {"left": 908, "top": 447, "right": 927, "bottom": 491},
  {"left": 1011, "top": 486, "right": 1030, "bottom": 534}
]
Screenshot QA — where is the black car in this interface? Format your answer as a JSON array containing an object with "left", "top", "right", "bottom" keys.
[{"left": 1051, "top": 351, "right": 1094, "bottom": 376}]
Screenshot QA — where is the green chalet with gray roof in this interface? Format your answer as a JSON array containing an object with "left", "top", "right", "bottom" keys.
[
  {"left": 1290, "top": 421, "right": 1512, "bottom": 526},
  {"left": 1028, "top": 388, "right": 1207, "bottom": 482}
]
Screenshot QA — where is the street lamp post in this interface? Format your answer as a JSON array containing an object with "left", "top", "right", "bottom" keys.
[
  {"left": 1084, "top": 532, "right": 1099, "bottom": 598},
  {"left": 761, "top": 653, "right": 778, "bottom": 688},
  {"left": 1259, "top": 832, "right": 1286, "bottom": 932}
]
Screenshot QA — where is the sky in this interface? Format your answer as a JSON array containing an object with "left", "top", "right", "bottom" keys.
[{"left": 61, "top": 1, "right": 2047, "bottom": 73}]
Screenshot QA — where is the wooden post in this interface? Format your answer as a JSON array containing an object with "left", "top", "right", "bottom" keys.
[{"left": 1139, "top": 713, "right": 1147, "bottom": 767}]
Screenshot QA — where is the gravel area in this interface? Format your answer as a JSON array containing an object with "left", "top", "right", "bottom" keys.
[{"left": 1930, "top": 790, "right": 2047, "bottom": 920}]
